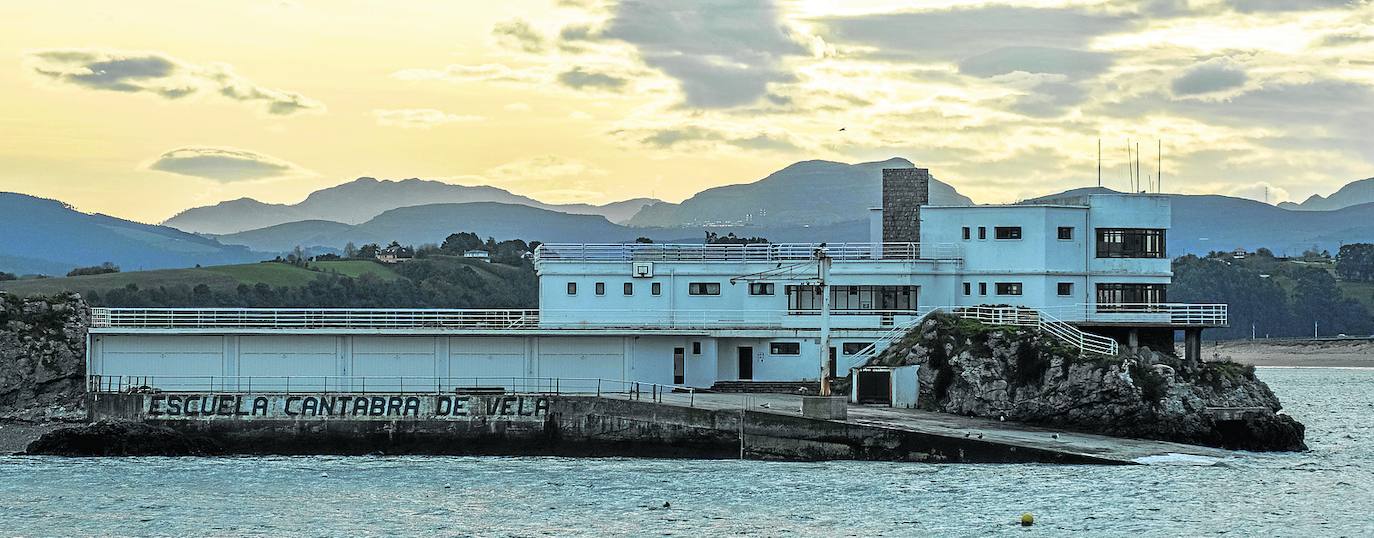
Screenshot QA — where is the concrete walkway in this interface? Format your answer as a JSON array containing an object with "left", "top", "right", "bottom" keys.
[{"left": 603, "top": 391, "right": 1233, "bottom": 464}]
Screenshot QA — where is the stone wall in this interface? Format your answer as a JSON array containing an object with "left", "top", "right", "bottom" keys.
[
  {"left": 881, "top": 167, "right": 929, "bottom": 245},
  {"left": 0, "top": 292, "right": 88, "bottom": 420}
]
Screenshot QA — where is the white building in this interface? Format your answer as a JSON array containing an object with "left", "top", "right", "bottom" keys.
[{"left": 86, "top": 169, "right": 1225, "bottom": 392}]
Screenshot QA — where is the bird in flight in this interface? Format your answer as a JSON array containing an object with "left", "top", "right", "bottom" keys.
[{"left": 838, "top": 127, "right": 846, "bottom": 131}]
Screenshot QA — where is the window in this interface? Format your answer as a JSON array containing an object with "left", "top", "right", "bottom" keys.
[
  {"left": 1057, "top": 282, "right": 1074, "bottom": 296},
  {"left": 978, "top": 226, "right": 987, "bottom": 240},
  {"left": 770, "top": 342, "right": 801, "bottom": 355},
  {"left": 595, "top": 282, "right": 605, "bottom": 296},
  {"left": 692, "top": 341, "right": 702, "bottom": 355},
  {"left": 843, "top": 342, "right": 875, "bottom": 355},
  {"left": 749, "top": 283, "right": 775, "bottom": 296},
  {"left": 963, "top": 282, "right": 971, "bottom": 296},
  {"left": 624, "top": 282, "right": 633, "bottom": 295},
  {"left": 978, "top": 282, "right": 988, "bottom": 295},
  {"left": 566, "top": 282, "right": 577, "bottom": 295},
  {"left": 1096, "top": 283, "right": 1168, "bottom": 310},
  {"left": 785, "top": 285, "right": 917, "bottom": 312},
  {"left": 1096, "top": 228, "right": 1166, "bottom": 258},
  {"left": 688, "top": 282, "right": 721, "bottom": 296},
  {"left": 1058, "top": 227, "right": 1074, "bottom": 240},
  {"left": 994, "top": 226, "right": 1022, "bottom": 240},
  {"left": 651, "top": 282, "right": 662, "bottom": 296},
  {"left": 962, "top": 226, "right": 971, "bottom": 240},
  {"left": 996, "top": 282, "right": 1022, "bottom": 296}
]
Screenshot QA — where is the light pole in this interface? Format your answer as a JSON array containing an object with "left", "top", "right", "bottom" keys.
[{"left": 818, "top": 251, "right": 833, "bottom": 396}]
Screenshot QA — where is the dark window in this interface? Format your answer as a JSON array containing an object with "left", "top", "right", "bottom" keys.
[
  {"left": 978, "top": 282, "right": 987, "bottom": 295},
  {"left": 1058, "top": 226, "right": 1074, "bottom": 240},
  {"left": 1057, "top": 282, "right": 1074, "bottom": 296},
  {"left": 567, "top": 282, "right": 577, "bottom": 295},
  {"left": 843, "top": 342, "right": 875, "bottom": 355},
  {"left": 785, "top": 285, "right": 917, "bottom": 312},
  {"left": 962, "top": 282, "right": 971, "bottom": 296},
  {"left": 996, "top": 282, "right": 1022, "bottom": 296},
  {"left": 994, "top": 226, "right": 1022, "bottom": 240},
  {"left": 692, "top": 341, "right": 702, "bottom": 355},
  {"left": 595, "top": 282, "right": 605, "bottom": 295},
  {"left": 1096, "top": 283, "right": 1168, "bottom": 310},
  {"left": 749, "top": 283, "right": 775, "bottom": 295},
  {"left": 978, "top": 227, "right": 987, "bottom": 240},
  {"left": 623, "top": 282, "right": 633, "bottom": 295},
  {"left": 770, "top": 342, "right": 801, "bottom": 355},
  {"left": 1096, "top": 228, "right": 1166, "bottom": 258},
  {"left": 651, "top": 282, "right": 662, "bottom": 296},
  {"left": 688, "top": 282, "right": 721, "bottom": 296},
  {"left": 962, "top": 227, "right": 971, "bottom": 240}
]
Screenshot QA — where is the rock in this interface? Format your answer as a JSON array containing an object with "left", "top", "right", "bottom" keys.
[
  {"left": 25, "top": 420, "right": 222, "bottom": 456},
  {"left": 0, "top": 293, "right": 89, "bottom": 417}
]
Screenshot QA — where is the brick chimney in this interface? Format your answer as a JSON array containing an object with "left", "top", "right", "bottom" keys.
[{"left": 881, "top": 168, "right": 930, "bottom": 254}]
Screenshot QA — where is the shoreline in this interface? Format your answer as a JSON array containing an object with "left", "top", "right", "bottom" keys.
[{"left": 1200, "top": 339, "right": 1374, "bottom": 369}]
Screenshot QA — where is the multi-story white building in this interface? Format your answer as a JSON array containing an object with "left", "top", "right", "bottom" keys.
[{"left": 86, "top": 169, "right": 1226, "bottom": 392}]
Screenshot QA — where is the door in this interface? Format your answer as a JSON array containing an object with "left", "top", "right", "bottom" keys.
[
  {"left": 737, "top": 346, "right": 753, "bottom": 380},
  {"left": 829, "top": 347, "right": 838, "bottom": 379},
  {"left": 673, "top": 347, "right": 685, "bottom": 385}
]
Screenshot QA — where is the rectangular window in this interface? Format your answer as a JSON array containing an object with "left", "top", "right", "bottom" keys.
[
  {"left": 692, "top": 341, "right": 702, "bottom": 355},
  {"left": 978, "top": 282, "right": 987, "bottom": 295},
  {"left": 769, "top": 342, "right": 801, "bottom": 355},
  {"left": 651, "top": 282, "right": 662, "bottom": 296},
  {"left": 962, "top": 226, "right": 971, "bottom": 240},
  {"left": 842, "top": 342, "right": 875, "bottom": 355},
  {"left": 688, "top": 282, "right": 721, "bottom": 296},
  {"left": 1096, "top": 228, "right": 1166, "bottom": 258},
  {"left": 1096, "top": 283, "right": 1168, "bottom": 310},
  {"left": 566, "top": 282, "right": 577, "bottom": 295},
  {"left": 994, "top": 226, "right": 1022, "bottom": 240},
  {"left": 623, "top": 282, "right": 633, "bottom": 296},
  {"left": 996, "top": 282, "right": 1022, "bottom": 296},
  {"left": 749, "top": 283, "right": 775, "bottom": 295},
  {"left": 978, "top": 226, "right": 987, "bottom": 240},
  {"left": 1057, "top": 282, "right": 1074, "bottom": 296},
  {"left": 595, "top": 282, "right": 605, "bottom": 296},
  {"left": 963, "top": 282, "right": 971, "bottom": 296},
  {"left": 785, "top": 285, "right": 917, "bottom": 312},
  {"left": 1058, "top": 226, "right": 1074, "bottom": 240}
]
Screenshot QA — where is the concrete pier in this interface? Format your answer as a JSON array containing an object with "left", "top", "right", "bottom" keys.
[{"left": 81, "top": 391, "right": 1233, "bottom": 464}]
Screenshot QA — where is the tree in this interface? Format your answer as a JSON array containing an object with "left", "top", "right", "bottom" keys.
[
  {"left": 343, "top": 242, "right": 358, "bottom": 259},
  {"left": 358, "top": 243, "right": 381, "bottom": 258},
  {"left": 705, "top": 231, "right": 768, "bottom": 245},
  {"left": 0, "top": 271, "right": 15, "bottom": 281},
  {"left": 1336, "top": 243, "right": 1374, "bottom": 282},
  {"left": 635, "top": 237, "right": 654, "bottom": 244},
  {"left": 440, "top": 232, "right": 483, "bottom": 254},
  {"left": 67, "top": 262, "right": 120, "bottom": 277}
]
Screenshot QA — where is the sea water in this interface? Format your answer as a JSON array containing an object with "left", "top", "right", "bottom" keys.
[{"left": 1, "top": 368, "right": 1371, "bottom": 537}]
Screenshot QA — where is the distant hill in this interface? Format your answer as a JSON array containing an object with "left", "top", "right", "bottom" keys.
[
  {"left": 0, "top": 260, "right": 399, "bottom": 298},
  {"left": 626, "top": 158, "right": 972, "bottom": 227},
  {"left": 164, "top": 177, "right": 661, "bottom": 234},
  {"left": 0, "top": 193, "right": 262, "bottom": 276},
  {"left": 1278, "top": 177, "right": 1374, "bottom": 211}
]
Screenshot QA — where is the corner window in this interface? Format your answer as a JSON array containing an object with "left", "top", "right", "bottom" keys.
[
  {"left": 1096, "top": 228, "right": 1166, "bottom": 259},
  {"left": 769, "top": 342, "right": 801, "bottom": 355},
  {"left": 978, "top": 227, "right": 987, "bottom": 240},
  {"left": 962, "top": 227, "right": 971, "bottom": 240},
  {"left": 566, "top": 282, "right": 577, "bottom": 295},
  {"left": 1057, "top": 282, "right": 1074, "bottom": 296},
  {"left": 749, "top": 283, "right": 775, "bottom": 296},
  {"left": 623, "top": 282, "right": 633, "bottom": 295},
  {"left": 995, "top": 282, "right": 1023, "bottom": 296},
  {"left": 1058, "top": 227, "right": 1074, "bottom": 240},
  {"left": 688, "top": 282, "right": 721, "bottom": 296},
  {"left": 978, "top": 282, "right": 987, "bottom": 295},
  {"left": 651, "top": 282, "right": 662, "bottom": 296},
  {"left": 962, "top": 282, "right": 971, "bottom": 296},
  {"left": 595, "top": 282, "right": 605, "bottom": 296},
  {"left": 994, "top": 226, "right": 1022, "bottom": 240}
]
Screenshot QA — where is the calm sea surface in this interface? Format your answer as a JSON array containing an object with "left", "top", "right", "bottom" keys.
[{"left": 1, "top": 368, "right": 1372, "bottom": 537}]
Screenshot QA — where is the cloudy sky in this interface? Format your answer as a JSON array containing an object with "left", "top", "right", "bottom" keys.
[{"left": 3, "top": 0, "right": 1373, "bottom": 223}]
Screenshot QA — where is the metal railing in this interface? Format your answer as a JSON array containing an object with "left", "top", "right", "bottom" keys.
[
  {"left": 1039, "top": 303, "right": 1228, "bottom": 326},
  {"left": 953, "top": 306, "right": 1119, "bottom": 356},
  {"left": 89, "top": 375, "right": 696, "bottom": 405},
  {"left": 534, "top": 242, "right": 962, "bottom": 262},
  {"left": 842, "top": 308, "right": 942, "bottom": 372}
]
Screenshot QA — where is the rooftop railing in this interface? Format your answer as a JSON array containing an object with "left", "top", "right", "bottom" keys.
[
  {"left": 534, "top": 242, "right": 962, "bottom": 262},
  {"left": 90, "top": 308, "right": 542, "bottom": 330}
]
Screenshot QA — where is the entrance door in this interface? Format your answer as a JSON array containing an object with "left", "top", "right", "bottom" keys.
[
  {"left": 673, "top": 347, "right": 685, "bottom": 385},
  {"left": 737, "top": 346, "right": 753, "bottom": 380}
]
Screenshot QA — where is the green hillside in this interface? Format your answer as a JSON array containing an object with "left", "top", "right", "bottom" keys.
[{"left": 0, "top": 261, "right": 401, "bottom": 298}]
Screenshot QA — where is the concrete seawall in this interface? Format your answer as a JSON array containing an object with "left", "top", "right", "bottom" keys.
[{"left": 81, "top": 392, "right": 1126, "bottom": 463}]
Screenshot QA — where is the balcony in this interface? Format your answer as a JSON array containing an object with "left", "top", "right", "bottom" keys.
[
  {"left": 533, "top": 242, "right": 962, "bottom": 263},
  {"left": 1039, "top": 303, "right": 1228, "bottom": 327}
]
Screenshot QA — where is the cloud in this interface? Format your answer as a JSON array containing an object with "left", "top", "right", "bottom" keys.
[
  {"left": 492, "top": 19, "right": 546, "bottom": 53},
  {"left": 1224, "top": 0, "right": 1365, "bottom": 13},
  {"left": 25, "top": 49, "right": 323, "bottom": 116},
  {"left": 635, "top": 125, "right": 800, "bottom": 152},
  {"left": 958, "top": 47, "right": 1114, "bottom": 78},
  {"left": 557, "top": 67, "right": 628, "bottom": 89},
  {"left": 597, "top": 0, "right": 807, "bottom": 108},
  {"left": 486, "top": 155, "right": 608, "bottom": 184},
  {"left": 390, "top": 63, "right": 545, "bottom": 84},
  {"left": 1171, "top": 59, "right": 1248, "bottom": 96},
  {"left": 372, "top": 108, "right": 484, "bottom": 128},
  {"left": 146, "top": 147, "right": 302, "bottom": 181}
]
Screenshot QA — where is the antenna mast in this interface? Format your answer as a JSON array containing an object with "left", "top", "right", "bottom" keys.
[{"left": 1157, "top": 139, "right": 1162, "bottom": 193}]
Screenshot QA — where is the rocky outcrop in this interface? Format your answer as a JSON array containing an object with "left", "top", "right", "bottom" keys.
[
  {"left": 866, "top": 314, "right": 1306, "bottom": 451},
  {"left": 25, "top": 420, "right": 223, "bottom": 456},
  {"left": 0, "top": 292, "right": 88, "bottom": 420}
]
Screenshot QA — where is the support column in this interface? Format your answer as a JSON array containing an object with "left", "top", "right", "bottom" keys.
[{"left": 1185, "top": 328, "right": 1203, "bottom": 362}]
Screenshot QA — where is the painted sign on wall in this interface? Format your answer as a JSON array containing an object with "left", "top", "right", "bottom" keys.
[{"left": 143, "top": 394, "right": 552, "bottom": 421}]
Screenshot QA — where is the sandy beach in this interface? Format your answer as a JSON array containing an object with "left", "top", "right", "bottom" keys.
[{"left": 1202, "top": 339, "right": 1374, "bottom": 368}]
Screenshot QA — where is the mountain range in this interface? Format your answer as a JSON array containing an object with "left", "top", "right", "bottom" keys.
[{"left": 1278, "top": 177, "right": 1374, "bottom": 211}]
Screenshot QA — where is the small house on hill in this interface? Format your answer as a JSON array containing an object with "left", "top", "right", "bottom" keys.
[
  {"left": 376, "top": 245, "right": 415, "bottom": 264},
  {"left": 463, "top": 249, "right": 491, "bottom": 262}
]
